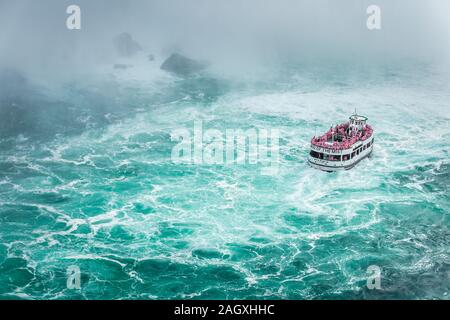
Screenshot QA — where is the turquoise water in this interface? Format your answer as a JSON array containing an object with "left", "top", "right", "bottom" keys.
[{"left": 0, "top": 64, "right": 449, "bottom": 299}]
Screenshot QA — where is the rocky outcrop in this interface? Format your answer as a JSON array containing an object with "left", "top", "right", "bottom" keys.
[
  {"left": 113, "top": 33, "right": 142, "bottom": 57},
  {"left": 160, "top": 53, "right": 207, "bottom": 77}
]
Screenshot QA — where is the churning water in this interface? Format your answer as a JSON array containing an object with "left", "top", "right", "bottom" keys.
[{"left": 0, "top": 62, "right": 448, "bottom": 299}]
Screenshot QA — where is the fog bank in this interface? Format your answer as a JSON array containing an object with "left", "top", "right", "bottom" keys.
[{"left": 0, "top": 0, "right": 449, "bottom": 79}]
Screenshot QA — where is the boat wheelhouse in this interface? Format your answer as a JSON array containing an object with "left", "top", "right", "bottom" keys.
[{"left": 308, "top": 114, "right": 374, "bottom": 172}]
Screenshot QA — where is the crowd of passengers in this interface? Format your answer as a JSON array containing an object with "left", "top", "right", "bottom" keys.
[{"left": 311, "top": 123, "right": 373, "bottom": 150}]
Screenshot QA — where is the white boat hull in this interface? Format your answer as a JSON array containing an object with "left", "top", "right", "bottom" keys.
[
  {"left": 308, "top": 138, "right": 374, "bottom": 172},
  {"left": 308, "top": 150, "right": 372, "bottom": 172}
]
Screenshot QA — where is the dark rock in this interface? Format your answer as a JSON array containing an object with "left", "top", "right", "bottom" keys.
[
  {"left": 160, "top": 53, "right": 207, "bottom": 77},
  {"left": 113, "top": 33, "right": 142, "bottom": 57}
]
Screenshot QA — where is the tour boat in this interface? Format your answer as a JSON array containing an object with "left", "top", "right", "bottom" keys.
[{"left": 308, "top": 113, "right": 374, "bottom": 172}]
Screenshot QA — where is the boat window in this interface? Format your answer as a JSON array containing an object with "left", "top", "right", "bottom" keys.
[
  {"left": 327, "top": 155, "right": 341, "bottom": 161},
  {"left": 351, "top": 152, "right": 356, "bottom": 159},
  {"left": 342, "top": 155, "right": 349, "bottom": 161},
  {"left": 309, "top": 150, "right": 323, "bottom": 159},
  {"left": 312, "top": 152, "right": 343, "bottom": 161}
]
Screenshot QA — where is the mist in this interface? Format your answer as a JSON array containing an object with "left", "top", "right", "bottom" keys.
[{"left": 0, "top": 0, "right": 449, "bottom": 79}]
